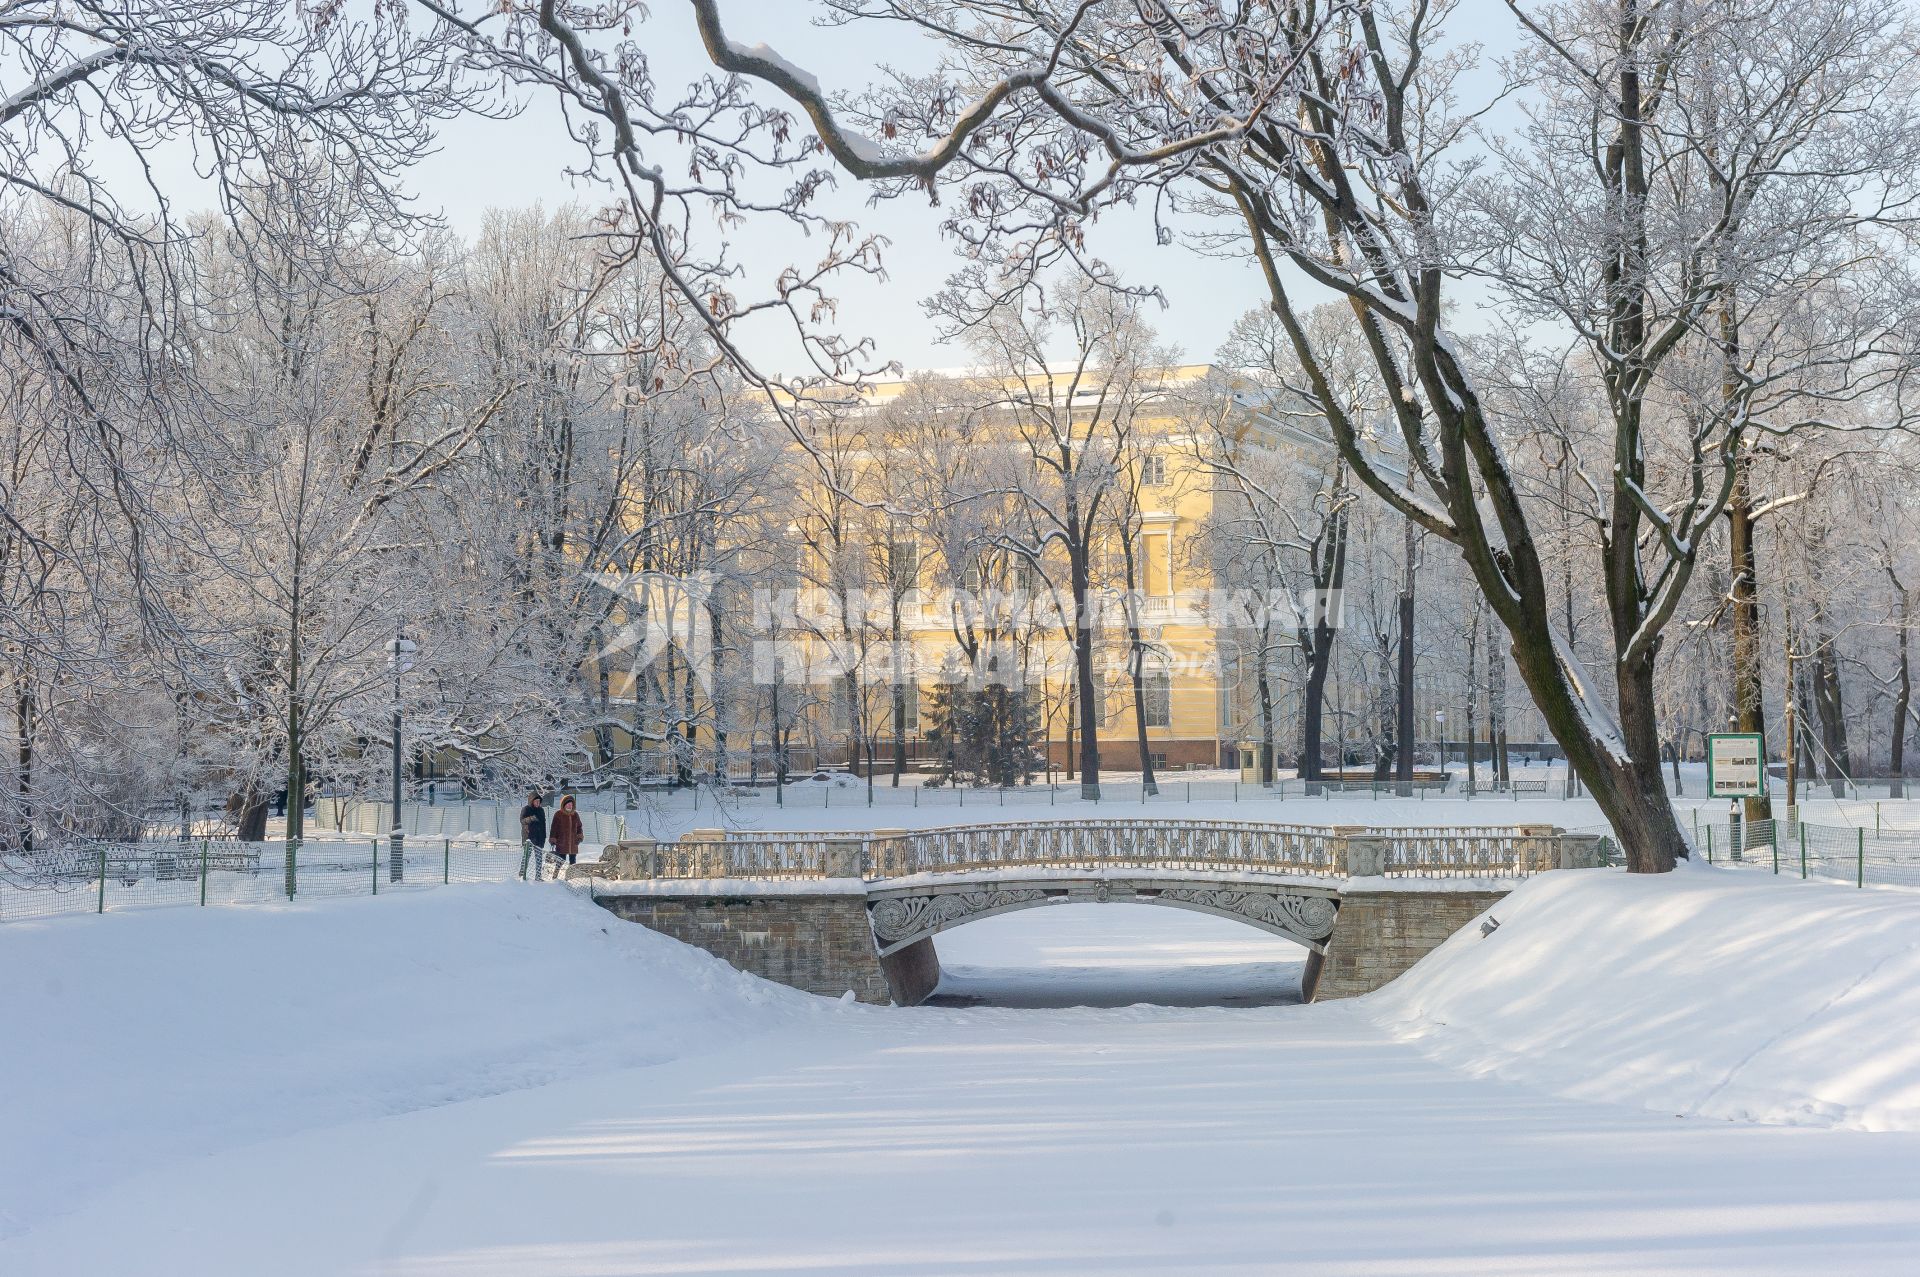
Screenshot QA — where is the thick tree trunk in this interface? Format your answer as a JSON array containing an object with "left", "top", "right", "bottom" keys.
[
  {"left": 1298, "top": 506, "right": 1347, "bottom": 792},
  {"left": 842, "top": 669, "right": 861, "bottom": 779},
  {"left": 15, "top": 679, "right": 33, "bottom": 854},
  {"left": 1812, "top": 630, "right": 1852, "bottom": 798},
  {"left": 1464, "top": 699, "right": 1478, "bottom": 794},
  {"left": 1727, "top": 461, "right": 1773, "bottom": 820},
  {"left": 769, "top": 660, "right": 787, "bottom": 805},
  {"left": 709, "top": 602, "right": 729, "bottom": 785},
  {"left": 1606, "top": 652, "right": 1688, "bottom": 869},
  {"left": 891, "top": 694, "right": 907, "bottom": 785},
  {"left": 1396, "top": 571, "right": 1415, "bottom": 795},
  {"left": 1120, "top": 538, "right": 1158, "bottom": 797},
  {"left": 681, "top": 647, "right": 699, "bottom": 786},
  {"left": 1300, "top": 646, "right": 1331, "bottom": 789},
  {"left": 1372, "top": 618, "right": 1396, "bottom": 783},
  {"left": 1561, "top": 565, "right": 1583, "bottom": 800},
  {"left": 1063, "top": 688, "right": 1075, "bottom": 782},
  {"left": 591, "top": 629, "right": 615, "bottom": 771},
  {"left": 284, "top": 546, "right": 305, "bottom": 851},
  {"left": 1792, "top": 659, "right": 1819, "bottom": 804},
  {"left": 1492, "top": 644, "right": 1511, "bottom": 789},
  {"left": 1892, "top": 585, "right": 1911, "bottom": 799},
  {"left": 1464, "top": 607, "right": 1480, "bottom": 795},
  {"left": 233, "top": 787, "right": 269, "bottom": 843},
  {"left": 670, "top": 648, "right": 693, "bottom": 786},
  {"left": 1256, "top": 652, "right": 1276, "bottom": 786},
  {"left": 891, "top": 605, "right": 907, "bottom": 786},
  {"left": 1129, "top": 653, "right": 1156, "bottom": 796},
  {"left": 1070, "top": 551, "right": 1101, "bottom": 799},
  {"left": 1497, "top": 609, "right": 1686, "bottom": 872}
]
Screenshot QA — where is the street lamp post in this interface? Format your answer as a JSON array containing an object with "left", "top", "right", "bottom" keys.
[{"left": 386, "top": 633, "right": 417, "bottom": 882}]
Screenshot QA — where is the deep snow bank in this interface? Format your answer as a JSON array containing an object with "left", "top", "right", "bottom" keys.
[
  {"left": 1368, "top": 868, "right": 1920, "bottom": 1131},
  {"left": 0, "top": 884, "right": 822, "bottom": 1239}
]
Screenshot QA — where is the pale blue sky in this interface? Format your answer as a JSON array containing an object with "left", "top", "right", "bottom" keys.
[
  {"left": 91, "top": 2, "right": 1523, "bottom": 375},
  {"left": 409, "top": 2, "right": 1282, "bottom": 373}
]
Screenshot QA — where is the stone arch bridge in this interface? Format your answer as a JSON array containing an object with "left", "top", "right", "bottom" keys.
[{"left": 581, "top": 820, "right": 1607, "bottom": 1005}]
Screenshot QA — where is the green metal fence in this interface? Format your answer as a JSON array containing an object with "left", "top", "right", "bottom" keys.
[
  {"left": 0, "top": 836, "right": 534, "bottom": 923},
  {"left": 1698, "top": 816, "right": 1920, "bottom": 888}
]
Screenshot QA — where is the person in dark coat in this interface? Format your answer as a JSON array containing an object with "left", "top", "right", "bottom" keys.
[
  {"left": 518, "top": 791, "right": 550, "bottom": 880},
  {"left": 519, "top": 792, "right": 547, "bottom": 853},
  {"left": 549, "top": 796, "right": 584, "bottom": 868}
]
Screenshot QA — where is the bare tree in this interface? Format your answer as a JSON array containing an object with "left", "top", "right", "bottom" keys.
[
  {"left": 639, "top": 0, "right": 1920, "bottom": 871},
  {"left": 932, "top": 270, "right": 1165, "bottom": 798}
]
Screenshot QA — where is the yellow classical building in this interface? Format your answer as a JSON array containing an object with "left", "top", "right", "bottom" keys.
[
  {"left": 595, "top": 361, "right": 1555, "bottom": 787},
  {"left": 775, "top": 363, "right": 1307, "bottom": 776}
]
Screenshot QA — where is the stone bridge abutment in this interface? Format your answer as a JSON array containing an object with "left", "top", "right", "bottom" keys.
[{"left": 579, "top": 822, "right": 1605, "bottom": 1005}]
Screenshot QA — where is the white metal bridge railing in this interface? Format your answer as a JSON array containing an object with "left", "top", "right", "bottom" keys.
[{"left": 609, "top": 820, "right": 1608, "bottom": 882}]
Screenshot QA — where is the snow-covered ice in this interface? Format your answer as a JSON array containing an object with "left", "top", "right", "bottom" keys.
[
  {"left": 5, "top": 867, "right": 1920, "bottom": 1273},
  {"left": 932, "top": 901, "right": 1309, "bottom": 1008}
]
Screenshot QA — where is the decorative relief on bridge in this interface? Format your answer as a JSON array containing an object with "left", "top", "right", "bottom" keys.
[
  {"left": 869, "top": 888, "right": 1049, "bottom": 944},
  {"left": 1158, "top": 887, "right": 1338, "bottom": 941}
]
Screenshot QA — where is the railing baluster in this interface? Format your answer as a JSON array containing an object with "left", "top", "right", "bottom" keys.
[{"left": 671, "top": 819, "right": 1556, "bottom": 886}]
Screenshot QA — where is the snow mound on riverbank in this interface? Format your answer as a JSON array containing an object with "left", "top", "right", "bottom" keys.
[
  {"left": 1368, "top": 868, "right": 1920, "bottom": 1130},
  {"left": 0, "top": 884, "right": 820, "bottom": 1239}
]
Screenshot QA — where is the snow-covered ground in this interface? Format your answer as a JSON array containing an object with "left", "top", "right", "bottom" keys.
[
  {"left": 6, "top": 868, "right": 1920, "bottom": 1273},
  {"left": 0, "top": 887, "right": 825, "bottom": 1242},
  {"left": 622, "top": 775, "right": 1920, "bottom": 843},
  {"left": 1374, "top": 866, "right": 1920, "bottom": 1130}
]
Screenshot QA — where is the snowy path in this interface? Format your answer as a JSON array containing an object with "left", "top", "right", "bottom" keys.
[{"left": 12, "top": 998, "right": 1920, "bottom": 1274}]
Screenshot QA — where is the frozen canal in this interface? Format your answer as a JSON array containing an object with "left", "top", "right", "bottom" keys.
[
  {"left": 6, "top": 879, "right": 1920, "bottom": 1274},
  {"left": 929, "top": 902, "right": 1308, "bottom": 1007}
]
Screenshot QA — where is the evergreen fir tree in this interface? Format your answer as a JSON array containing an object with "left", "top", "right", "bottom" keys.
[{"left": 922, "top": 662, "right": 1041, "bottom": 787}]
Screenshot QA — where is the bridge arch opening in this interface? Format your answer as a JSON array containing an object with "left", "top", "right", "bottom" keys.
[{"left": 921, "top": 902, "right": 1312, "bottom": 1009}]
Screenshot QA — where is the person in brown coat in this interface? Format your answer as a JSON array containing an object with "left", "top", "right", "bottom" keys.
[{"left": 549, "top": 795, "right": 585, "bottom": 869}]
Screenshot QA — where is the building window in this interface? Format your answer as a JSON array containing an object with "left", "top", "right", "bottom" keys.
[
  {"left": 1141, "top": 453, "right": 1167, "bottom": 487},
  {"left": 1086, "top": 676, "right": 1108, "bottom": 729},
  {"left": 1150, "top": 751, "right": 1169, "bottom": 771},
  {"left": 1016, "top": 557, "right": 1040, "bottom": 596},
  {"left": 1140, "top": 531, "right": 1172, "bottom": 597},
  {"left": 1143, "top": 672, "right": 1172, "bottom": 728},
  {"left": 894, "top": 682, "right": 920, "bottom": 734},
  {"left": 888, "top": 538, "right": 920, "bottom": 590}
]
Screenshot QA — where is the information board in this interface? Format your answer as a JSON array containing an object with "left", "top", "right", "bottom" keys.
[{"left": 1707, "top": 732, "right": 1766, "bottom": 798}]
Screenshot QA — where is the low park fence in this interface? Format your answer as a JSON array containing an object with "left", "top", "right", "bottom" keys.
[
  {"left": 310, "top": 798, "right": 628, "bottom": 844},
  {"left": 687, "top": 774, "right": 1575, "bottom": 810},
  {"left": 1696, "top": 814, "right": 1920, "bottom": 889},
  {"left": 295, "top": 766, "right": 1777, "bottom": 831},
  {"left": 0, "top": 834, "right": 534, "bottom": 924}
]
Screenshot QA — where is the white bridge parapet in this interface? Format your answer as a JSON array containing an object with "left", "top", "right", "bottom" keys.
[
  {"left": 593, "top": 819, "right": 1608, "bottom": 883},
  {"left": 585, "top": 821, "right": 1610, "bottom": 1005}
]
